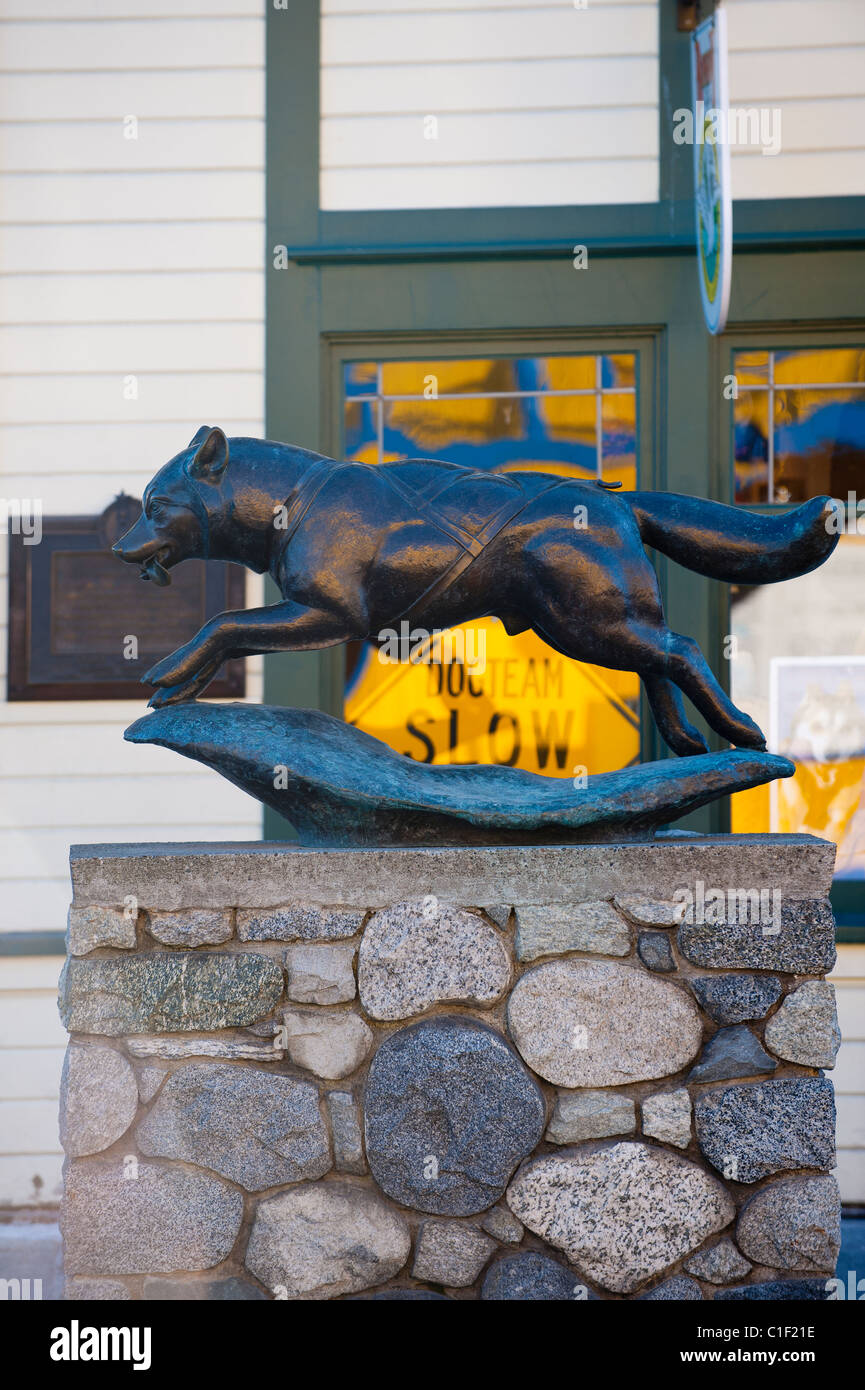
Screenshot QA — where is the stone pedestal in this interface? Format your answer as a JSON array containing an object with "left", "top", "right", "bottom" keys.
[{"left": 59, "top": 835, "right": 842, "bottom": 1301}]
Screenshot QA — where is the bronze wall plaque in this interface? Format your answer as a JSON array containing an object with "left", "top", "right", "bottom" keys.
[{"left": 7, "top": 495, "right": 245, "bottom": 701}]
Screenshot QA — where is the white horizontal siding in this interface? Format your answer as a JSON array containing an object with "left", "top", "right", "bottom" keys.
[
  {"left": 0, "top": 323, "right": 264, "bottom": 374},
  {"left": 0, "top": 1155, "right": 63, "bottom": 1207},
  {"left": 0, "top": 69, "right": 264, "bottom": 121},
  {"left": 322, "top": 55, "right": 659, "bottom": 117},
  {"left": 830, "top": 946, "right": 865, "bottom": 1203},
  {"left": 0, "top": 959, "right": 65, "bottom": 1204},
  {"left": 0, "top": 18, "right": 263, "bottom": 69},
  {"left": 727, "top": 0, "right": 865, "bottom": 199},
  {"left": 0, "top": 119, "right": 263, "bottom": 172},
  {"left": 0, "top": 0, "right": 262, "bottom": 16},
  {"left": 0, "top": 425, "right": 264, "bottom": 483},
  {"left": 0, "top": 4, "right": 265, "bottom": 1202},
  {"left": 320, "top": 0, "right": 660, "bottom": 210},
  {"left": 3, "top": 883, "right": 86, "bottom": 936},
  {"left": 0, "top": 171, "right": 264, "bottom": 222},
  {"left": 0, "top": 224, "right": 263, "bottom": 275},
  {"left": 0, "top": 372, "right": 263, "bottom": 423},
  {"left": 1, "top": 272, "right": 263, "bottom": 325}
]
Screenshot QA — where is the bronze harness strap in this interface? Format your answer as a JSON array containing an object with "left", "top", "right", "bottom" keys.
[
  {"left": 276, "top": 457, "right": 354, "bottom": 546},
  {"left": 280, "top": 459, "right": 572, "bottom": 631},
  {"left": 379, "top": 468, "right": 573, "bottom": 627}
]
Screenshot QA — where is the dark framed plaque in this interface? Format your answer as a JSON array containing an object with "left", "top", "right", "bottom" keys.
[{"left": 7, "top": 495, "right": 246, "bottom": 701}]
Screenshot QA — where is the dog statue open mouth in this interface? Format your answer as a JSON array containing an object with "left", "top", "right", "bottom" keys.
[{"left": 139, "top": 551, "right": 171, "bottom": 586}]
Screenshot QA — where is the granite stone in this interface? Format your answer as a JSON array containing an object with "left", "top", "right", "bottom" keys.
[
  {"left": 358, "top": 899, "right": 511, "bottom": 1020},
  {"left": 126, "top": 1034, "right": 284, "bottom": 1062},
  {"left": 507, "top": 1142, "right": 734, "bottom": 1294},
  {"left": 546, "top": 1089, "right": 636, "bottom": 1144},
  {"left": 237, "top": 905, "right": 365, "bottom": 942},
  {"left": 687, "top": 1025, "right": 777, "bottom": 1084},
  {"left": 736, "top": 1176, "right": 841, "bottom": 1272},
  {"left": 67, "top": 905, "right": 136, "bottom": 955},
  {"left": 695, "top": 1078, "right": 836, "bottom": 1183},
  {"left": 479, "top": 905, "right": 512, "bottom": 930},
  {"left": 639, "top": 1275, "right": 704, "bottom": 1300},
  {"left": 326, "top": 1090, "right": 366, "bottom": 1174},
  {"left": 136, "top": 1067, "right": 167, "bottom": 1104},
  {"left": 145, "top": 909, "right": 232, "bottom": 947},
  {"left": 59, "top": 1043, "right": 138, "bottom": 1157},
  {"left": 245, "top": 1181, "right": 410, "bottom": 1300},
  {"left": 479, "top": 1205, "right": 524, "bottom": 1245},
  {"left": 58, "top": 952, "right": 283, "bottom": 1035},
  {"left": 715, "top": 1279, "right": 831, "bottom": 1301},
  {"left": 284, "top": 943, "right": 356, "bottom": 1005},
  {"left": 136, "top": 1062, "right": 331, "bottom": 1191},
  {"left": 690, "top": 974, "right": 783, "bottom": 1025},
  {"left": 65, "top": 1279, "right": 131, "bottom": 1301},
  {"left": 364, "top": 1016, "right": 545, "bottom": 1216},
  {"left": 514, "top": 901, "right": 630, "bottom": 962},
  {"left": 363, "top": 1289, "right": 451, "bottom": 1300},
  {"left": 70, "top": 840, "right": 835, "bottom": 914},
  {"left": 281, "top": 1007, "right": 372, "bottom": 1080},
  {"left": 683, "top": 1238, "right": 752, "bottom": 1284},
  {"left": 142, "top": 1276, "right": 267, "bottom": 1300},
  {"left": 764, "top": 981, "right": 841, "bottom": 1069},
  {"left": 641, "top": 1089, "right": 692, "bottom": 1148},
  {"left": 481, "top": 1251, "right": 587, "bottom": 1300},
  {"left": 62, "top": 1159, "right": 243, "bottom": 1275},
  {"left": 678, "top": 899, "right": 836, "bottom": 973},
  {"left": 411, "top": 1220, "right": 497, "bottom": 1287},
  {"left": 507, "top": 959, "right": 702, "bottom": 1087},
  {"left": 615, "top": 896, "right": 681, "bottom": 927},
  {"left": 637, "top": 930, "right": 676, "bottom": 972}
]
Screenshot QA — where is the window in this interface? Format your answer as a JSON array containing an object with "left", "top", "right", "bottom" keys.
[
  {"left": 730, "top": 344, "right": 865, "bottom": 887},
  {"left": 734, "top": 347, "right": 865, "bottom": 504},
  {"left": 341, "top": 352, "right": 641, "bottom": 777}
]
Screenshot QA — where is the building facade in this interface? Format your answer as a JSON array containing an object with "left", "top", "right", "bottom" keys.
[{"left": 0, "top": 0, "right": 863, "bottom": 1205}]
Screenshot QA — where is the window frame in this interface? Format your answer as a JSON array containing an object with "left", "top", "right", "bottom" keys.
[
  {"left": 719, "top": 324, "right": 865, "bottom": 932},
  {"left": 323, "top": 327, "right": 663, "bottom": 766}
]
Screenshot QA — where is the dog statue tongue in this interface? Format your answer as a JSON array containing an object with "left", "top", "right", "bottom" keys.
[{"left": 140, "top": 554, "right": 170, "bottom": 586}]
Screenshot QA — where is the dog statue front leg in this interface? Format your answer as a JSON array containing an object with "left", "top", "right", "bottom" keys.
[
  {"left": 147, "top": 656, "right": 224, "bottom": 708},
  {"left": 143, "top": 601, "right": 355, "bottom": 692}
]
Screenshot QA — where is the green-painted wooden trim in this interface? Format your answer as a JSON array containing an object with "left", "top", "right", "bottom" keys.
[
  {"left": 833, "top": 880, "right": 865, "bottom": 937},
  {"left": 0, "top": 933, "right": 65, "bottom": 957},
  {"left": 263, "top": 0, "right": 324, "bottom": 838},
  {"left": 285, "top": 202, "right": 865, "bottom": 265},
  {"left": 266, "top": 0, "right": 319, "bottom": 247},
  {"left": 659, "top": 0, "right": 699, "bottom": 211}
]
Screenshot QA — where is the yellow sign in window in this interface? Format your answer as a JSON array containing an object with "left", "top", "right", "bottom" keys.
[{"left": 343, "top": 353, "right": 641, "bottom": 776}]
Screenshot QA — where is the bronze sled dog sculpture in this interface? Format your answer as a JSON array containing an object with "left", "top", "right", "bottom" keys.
[{"left": 114, "top": 426, "right": 839, "bottom": 755}]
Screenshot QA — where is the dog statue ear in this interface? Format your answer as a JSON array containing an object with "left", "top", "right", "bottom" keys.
[
  {"left": 187, "top": 426, "right": 229, "bottom": 482},
  {"left": 188, "top": 425, "right": 212, "bottom": 448}
]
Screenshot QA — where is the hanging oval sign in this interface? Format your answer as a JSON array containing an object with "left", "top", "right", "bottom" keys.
[{"left": 691, "top": 6, "right": 732, "bottom": 335}]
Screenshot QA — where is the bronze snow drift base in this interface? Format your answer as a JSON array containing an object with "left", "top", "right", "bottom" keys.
[{"left": 125, "top": 703, "right": 794, "bottom": 849}]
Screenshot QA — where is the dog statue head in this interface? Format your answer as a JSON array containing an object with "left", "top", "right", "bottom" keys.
[{"left": 112, "top": 426, "right": 229, "bottom": 584}]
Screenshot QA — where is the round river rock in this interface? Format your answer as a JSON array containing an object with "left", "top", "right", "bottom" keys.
[
  {"left": 507, "top": 958, "right": 702, "bottom": 1087},
  {"left": 364, "top": 1016, "right": 545, "bottom": 1216}
]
